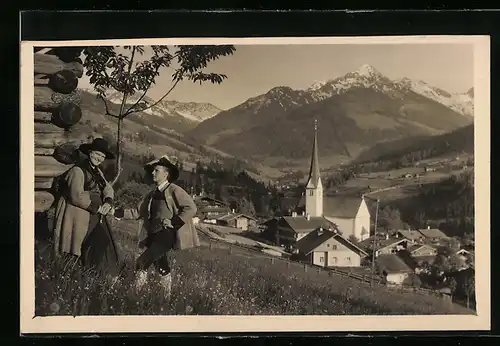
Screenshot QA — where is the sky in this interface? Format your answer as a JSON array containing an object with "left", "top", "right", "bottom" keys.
[{"left": 79, "top": 44, "right": 474, "bottom": 110}]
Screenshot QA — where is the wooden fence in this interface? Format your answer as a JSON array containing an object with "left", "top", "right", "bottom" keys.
[{"left": 199, "top": 230, "right": 451, "bottom": 301}]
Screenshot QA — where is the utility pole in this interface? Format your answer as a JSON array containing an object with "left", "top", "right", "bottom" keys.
[{"left": 363, "top": 194, "right": 380, "bottom": 287}]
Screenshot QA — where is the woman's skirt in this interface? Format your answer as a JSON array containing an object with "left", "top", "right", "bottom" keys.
[{"left": 80, "top": 197, "right": 121, "bottom": 277}]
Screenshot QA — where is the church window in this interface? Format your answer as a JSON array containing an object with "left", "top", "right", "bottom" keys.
[{"left": 309, "top": 190, "right": 314, "bottom": 196}]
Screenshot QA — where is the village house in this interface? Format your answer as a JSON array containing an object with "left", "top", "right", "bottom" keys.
[
  {"left": 417, "top": 226, "right": 449, "bottom": 245},
  {"left": 295, "top": 227, "right": 368, "bottom": 267},
  {"left": 273, "top": 214, "right": 337, "bottom": 246},
  {"left": 194, "top": 196, "right": 232, "bottom": 220},
  {"left": 293, "top": 120, "right": 371, "bottom": 242},
  {"left": 358, "top": 235, "right": 412, "bottom": 257},
  {"left": 215, "top": 213, "right": 257, "bottom": 231},
  {"left": 409, "top": 243, "right": 438, "bottom": 258},
  {"left": 376, "top": 254, "right": 413, "bottom": 285},
  {"left": 395, "top": 229, "right": 425, "bottom": 243},
  {"left": 394, "top": 243, "right": 438, "bottom": 274}
]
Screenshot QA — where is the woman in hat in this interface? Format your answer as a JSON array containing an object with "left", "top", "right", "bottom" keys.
[
  {"left": 52, "top": 137, "right": 120, "bottom": 278},
  {"left": 134, "top": 155, "right": 199, "bottom": 296}
]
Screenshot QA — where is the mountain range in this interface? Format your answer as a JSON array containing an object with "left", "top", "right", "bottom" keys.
[
  {"left": 184, "top": 64, "right": 473, "bottom": 168},
  {"left": 81, "top": 88, "right": 223, "bottom": 133},
  {"left": 79, "top": 64, "right": 474, "bottom": 176}
]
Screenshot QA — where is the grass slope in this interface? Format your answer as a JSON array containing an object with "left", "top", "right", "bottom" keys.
[
  {"left": 35, "top": 219, "right": 473, "bottom": 316},
  {"left": 353, "top": 124, "right": 474, "bottom": 164}
]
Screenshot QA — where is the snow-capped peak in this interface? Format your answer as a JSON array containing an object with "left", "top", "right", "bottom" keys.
[
  {"left": 80, "top": 87, "right": 222, "bottom": 122},
  {"left": 354, "top": 64, "right": 379, "bottom": 77},
  {"left": 394, "top": 77, "right": 473, "bottom": 117},
  {"left": 308, "top": 80, "right": 328, "bottom": 91}
]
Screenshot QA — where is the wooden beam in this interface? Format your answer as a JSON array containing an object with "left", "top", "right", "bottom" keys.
[
  {"left": 35, "top": 177, "right": 54, "bottom": 190},
  {"left": 34, "top": 53, "right": 84, "bottom": 78},
  {"left": 53, "top": 102, "right": 82, "bottom": 128},
  {"left": 34, "top": 86, "right": 81, "bottom": 112},
  {"left": 34, "top": 147, "right": 55, "bottom": 156},
  {"left": 35, "top": 155, "right": 73, "bottom": 178},
  {"left": 34, "top": 111, "right": 52, "bottom": 123},
  {"left": 35, "top": 132, "right": 70, "bottom": 149},
  {"left": 49, "top": 47, "right": 84, "bottom": 63},
  {"left": 35, "top": 131, "right": 88, "bottom": 149},
  {"left": 34, "top": 70, "right": 79, "bottom": 95},
  {"left": 35, "top": 191, "right": 55, "bottom": 212},
  {"left": 34, "top": 122, "right": 68, "bottom": 134}
]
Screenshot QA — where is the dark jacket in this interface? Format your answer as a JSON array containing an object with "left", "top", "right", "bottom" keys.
[{"left": 137, "top": 183, "right": 199, "bottom": 251}]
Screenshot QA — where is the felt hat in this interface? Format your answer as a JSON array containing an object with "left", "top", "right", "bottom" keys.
[
  {"left": 79, "top": 138, "right": 115, "bottom": 160},
  {"left": 144, "top": 155, "right": 180, "bottom": 182}
]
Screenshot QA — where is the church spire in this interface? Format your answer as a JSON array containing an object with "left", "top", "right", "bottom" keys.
[{"left": 306, "top": 119, "right": 321, "bottom": 188}]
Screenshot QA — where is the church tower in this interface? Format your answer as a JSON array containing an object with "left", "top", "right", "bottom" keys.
[{"left": 305, "top": 119, "right": 323, "bottom": 217}]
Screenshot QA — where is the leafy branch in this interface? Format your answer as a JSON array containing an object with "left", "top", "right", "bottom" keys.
[{"left": 82, "top": 44, "right": 236, "bottom": 185}]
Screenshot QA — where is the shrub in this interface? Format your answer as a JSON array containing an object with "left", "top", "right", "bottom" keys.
[{"left": 115, "top": 181, "right": 150, "bottom": 209}]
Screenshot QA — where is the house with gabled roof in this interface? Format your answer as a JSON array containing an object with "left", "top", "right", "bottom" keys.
[
  {"left": 358, "top": 235, "right": 412, "bottom": 257},
  {"left": 194, "top": 196, "right": 232, "bottom": 220},
  {"left": 215, "top": 212, "right": 257, "bottom": 231},
  {"left": 376, "top": 254, "right": 413, "bottom": 285},
  {"left": 275, "top": 214, "right": 338, "bottom": 246},
  {"left": 292, "top": 119, "right": 371, "bottom": 242},
  {"left": 417, "top": 226, "right": 449, "bottom": 244},
  {"left": 395, "top": 229, "right": 425, "bottom": 243},
  {"left": 408, "top": 243, "right": 438, "bottom": 258},
  {"left": 295, "top": 227, "right": 368, "bottom": 267}
]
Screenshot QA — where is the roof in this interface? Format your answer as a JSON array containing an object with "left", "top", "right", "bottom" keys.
[
  {"left": 216, "top": 213, "right": 257, "bottom": 222},
  {"left": 396, "top": 229, "right": 424, "bottom": 241},
  {"left": 358, "top": 237, "right": 409, "bottom": 252},
  {"left": 408, "top": 243, "right": 436, "bottom": 253},
  {"left": 198, "top": 206, "right": 230, "bottom": 213},
  {"left": 295, "top": 228, "right": 368, "bottom": 257},
  {"left": 305, "top": 120, "right": 321, "bottom": 189},
  {"left": 377, "top": 254, "right": 413, "bottom": 274},
  {"left": 417, "top": 228, "right": 449, "bottom": 239},
  {"left": 296, "top": 195, "right": 363, "bottom": 219},
  {"left": 281, "top": 216, "right": 336, "bottom": 232},
  {"left": 195, "top": 196, "right": 229, "bottom": 206}
]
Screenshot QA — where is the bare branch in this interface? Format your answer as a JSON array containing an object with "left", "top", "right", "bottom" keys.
[
  {"left": 123, "top": 64, "right": 161, "bottom": 116},
  {"left": 96, "top": 94, "right": 118, "bottom": 118},
  {"left": 122, "top": 49, "right": 180, "bottom": 116},
  {"left": 123, "top": 78, "right": 180, "bottom": 117},
  {"left": 111, "top": 167, "right": 124, "bottom": 186}
]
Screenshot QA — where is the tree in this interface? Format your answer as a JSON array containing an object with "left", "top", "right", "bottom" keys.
[
  {"left": 448, "top": 277, "right": 458, "bottom": 300},
  {"left": 463, "top": 274, "right": 475, "bottom": 309},
  {"left": 83, "top": 45, "right": 236, "bottom": 185},
  {"left": 237, "top": 197, "right": 256, "bottom": 217},
  {"left": 377, "top": 205, "right": 408, "bottom": 231}
]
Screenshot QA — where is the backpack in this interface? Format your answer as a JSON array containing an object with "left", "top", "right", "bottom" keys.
[{"left": 50, "top": 142, "right": 88, "bottom": 200}]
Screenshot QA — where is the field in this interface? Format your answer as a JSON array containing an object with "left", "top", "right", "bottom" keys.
[
  {"left": 34, "top": 219, "right": 474, "bottom": 316},
  {"left": 328, "top": 161, "right": 471, "bottom": 202}
]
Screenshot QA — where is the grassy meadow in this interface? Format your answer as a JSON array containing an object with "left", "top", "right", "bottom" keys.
[{"left": 34, "top": 219, "right": 474, "bottom": 316}]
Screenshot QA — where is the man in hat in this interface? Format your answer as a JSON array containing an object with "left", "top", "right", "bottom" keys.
[{"left": 134, "top": 155, "right": 199, "bottom": 295}]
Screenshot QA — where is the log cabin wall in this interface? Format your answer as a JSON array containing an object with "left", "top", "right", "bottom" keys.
[{"left": 34, "top": 47, "right": 87, "bottom": 213}]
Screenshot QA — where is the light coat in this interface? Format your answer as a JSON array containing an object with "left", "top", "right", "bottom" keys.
[
  {"left": 53, "top": 164, "right": 114, "bottom": 257},
  {"left": 136, "top": 183, "right": 199, "bottom": 251}
]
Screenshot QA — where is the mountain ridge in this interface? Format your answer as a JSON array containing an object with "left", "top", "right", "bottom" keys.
[
  {"left": 81, "top": 87, "right": 223, "bottom": 126},
  {"left": 186, "top": 64, "right": 473, "bottom": 168}
]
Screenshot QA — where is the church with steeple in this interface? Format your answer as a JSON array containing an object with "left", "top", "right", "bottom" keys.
[
  {"left": 268, "top": 119, "right": 371, "bottom": 267},
  {"left": 304, "top": 119, "right": 323, "bottom": 218},
  {"left": 294, "top": 119, "right": 372, "bottom": 242}
]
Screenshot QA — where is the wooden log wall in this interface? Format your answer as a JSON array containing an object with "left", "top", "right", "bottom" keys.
[{"left": 34, "top": 48, "right": 87, "bottom": 212}]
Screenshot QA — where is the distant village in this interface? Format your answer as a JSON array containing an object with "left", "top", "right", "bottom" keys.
[{"left": 118, "top": 124, "right": 475, "bottom": 302}]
